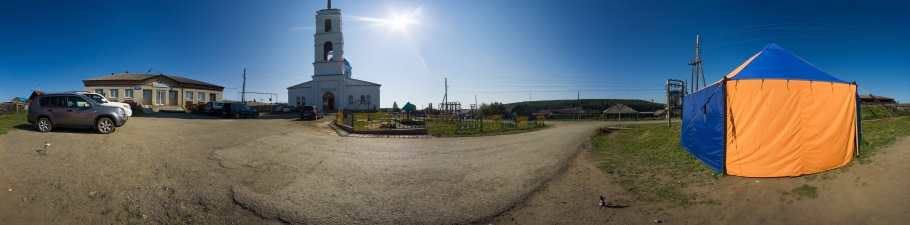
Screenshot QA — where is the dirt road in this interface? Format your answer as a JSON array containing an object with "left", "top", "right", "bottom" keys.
[
  {"left": 481, "top": 133, "right": 910, "bottom": 224},
  {"left": 0, "top": 113, "right": 658, "bottom": 224}
]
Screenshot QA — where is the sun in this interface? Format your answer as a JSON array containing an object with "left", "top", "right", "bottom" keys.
[{"left": 352, "top": 6, "right": 422, "bottom": 36}]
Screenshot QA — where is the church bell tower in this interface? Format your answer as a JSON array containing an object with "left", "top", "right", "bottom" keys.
[{"left": 313, "top": 0, "right": 345, "bottom": 76}]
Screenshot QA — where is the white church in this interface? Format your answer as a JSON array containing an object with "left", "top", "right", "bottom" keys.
[{"left": 288, "top": 0, "right": 380, "bottom": 111}]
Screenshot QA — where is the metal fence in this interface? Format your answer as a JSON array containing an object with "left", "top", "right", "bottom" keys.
[
  {"left": 425, "top": 115, "right": 545, "bottom": 133},
  {"left": 336, "top": 109, "right": 427, "bottom": 130},
  {"left": 335, "top": 109, "right": 546, "bottom": 133}
]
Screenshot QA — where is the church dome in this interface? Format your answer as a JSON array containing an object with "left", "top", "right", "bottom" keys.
[{"left": 329, "top": 57, "right": 351, "bottom": 66}]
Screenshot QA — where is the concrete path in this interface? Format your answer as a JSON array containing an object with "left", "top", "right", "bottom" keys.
[{"left": 211, "top": 120, "right": 670, "bottom": 224}]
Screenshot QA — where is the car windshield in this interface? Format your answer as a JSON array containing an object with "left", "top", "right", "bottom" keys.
[{"left": 85, "top": 94, "right": 107, "bottom": 104}]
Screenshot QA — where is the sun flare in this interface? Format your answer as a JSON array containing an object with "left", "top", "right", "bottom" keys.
[{"left": 352, "top": 6, "right": 422, "bottom": 36}]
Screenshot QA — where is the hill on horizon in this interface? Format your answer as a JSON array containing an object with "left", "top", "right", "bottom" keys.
[{"left": 504, "top": 99, "right": 665, "bottom": 113}]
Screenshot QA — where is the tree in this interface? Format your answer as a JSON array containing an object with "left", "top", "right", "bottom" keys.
[
  {"left": 478, "top": 102, "right": 507, "bottom": 116},
  {"left": 392, "top": 102, "right": 401, "bottom": 113}
]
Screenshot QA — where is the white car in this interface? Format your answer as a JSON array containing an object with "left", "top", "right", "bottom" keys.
[{"left": 82, "top": 93, "right": 133, "bottom": 117}]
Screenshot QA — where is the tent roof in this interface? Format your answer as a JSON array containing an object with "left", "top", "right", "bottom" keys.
[
  {"left": 402, "top": 102, "right": 416, "bottom": 111},
  {"left": 725, "top": 43, "right": 849, "bottom": 84}
]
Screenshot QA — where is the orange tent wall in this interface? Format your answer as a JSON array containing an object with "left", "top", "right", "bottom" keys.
[{"left": 724, "top": 79, "right": 856, "bottom": 177}]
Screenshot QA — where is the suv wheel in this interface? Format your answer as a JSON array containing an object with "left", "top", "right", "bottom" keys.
[
  {"left": 97, "top": 117, "right": 115, "bottom": 134},
  {"left": 254, "top": 113, "right": 259, "bottom": 118},
  {"left": 37, "top": 118, "right": 52, "bottom": 132},
  {"left": 235, "top": 113, "right": 240, "bottom": 119}
]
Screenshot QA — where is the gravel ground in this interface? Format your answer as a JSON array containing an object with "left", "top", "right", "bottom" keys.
[{"left": 0, "top": 113, "right": 651, "bottom": 224}]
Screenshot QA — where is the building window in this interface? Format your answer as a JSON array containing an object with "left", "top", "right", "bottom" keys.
[
  {"left": 302, "top": 96, "right": 306, "bottom": 105},
  {"left": 186, "top": 91, "right": 193, "bottom": 100},
  {"left": 124, "top": 89, "right": 133, "bottom": 98},
  {"left": 366, "top": 95, "right": 371, "bottom": 104},
  {"left": 348, "top": 95, "right": 354, "bottom": 104},
  {"left": 210, "top": 93, "right": 216, "bottom": 102},
  {"left": 323, "top": 41, "right": 333, "bottom": 61},
  {"left": 95, "top": 89, "right": 104, "bottom": 96},
  {"left": 198, "top": 92, "right": 204, "bottom": 101},
  {"left": 360, "top": 95, "right": 365, "bottom": 104},
  {"left": 325, "top": 19, "right": 332, "bottom": 32},
  {"left": 110, "top": 89, "right": 119, "bottom": 98},
  {"left": 143, "top": 90, "right": 152, "bottom": 98},
  {"left": 296, "top": 96, "right": 301, "bottom": 105}
]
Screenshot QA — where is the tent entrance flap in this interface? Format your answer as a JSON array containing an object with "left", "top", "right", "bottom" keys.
[{"left": 680, "top": 81, "right": 726, "bottom": 172}]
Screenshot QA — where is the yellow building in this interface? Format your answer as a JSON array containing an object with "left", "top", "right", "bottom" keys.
[{"left": 83, "top": 72, "right": 224, "bottom": 110}]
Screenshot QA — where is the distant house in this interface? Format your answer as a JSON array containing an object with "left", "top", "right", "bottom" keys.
[
  {"left": 83, "top": 72, "right": 224, "bottom": 110},
  {"left": 9, "top": 97, "right": 28, "bottom": 107},
  {"left": 639, "top": 109, "right": 667, "bottom": 118},
  {"left": 510, "top": 104, "right": 541, "bottom": 116},
  {"left": 859, "top": 94, "right": 896, "bottom": 105},
  {"left": 603, "top": 105, "right": 639, "bottom": 119}
]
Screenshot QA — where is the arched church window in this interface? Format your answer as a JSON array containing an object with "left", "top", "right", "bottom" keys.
[
  {"left": 323, "top": 41, "right": 333, "bottom": 61},
  {"left": 360, "top": 95, "right": 365, "bottom": 104},
  {"left": 296, "top": 96, "right": 300, "bottom": 105},
  {"left": 366, "top": 95, "right": 371, "bottom": 104},
  {"left": 325, "top": 19, "right": 332, "bottom": 32},
  {"left": 302, "top": 96, "right": 306, "bottom": 105},
  {"left": 348, "top": 95, "right": 354, "bottom": 104}
]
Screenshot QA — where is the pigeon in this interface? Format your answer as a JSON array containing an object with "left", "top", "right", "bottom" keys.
[{"left": 598, "top": 196, "right": 606, "bottom": 207}]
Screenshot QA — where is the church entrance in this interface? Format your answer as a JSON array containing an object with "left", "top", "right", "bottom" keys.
[{"left": 322, "top": 91, "right": 334, "bottom": 110}]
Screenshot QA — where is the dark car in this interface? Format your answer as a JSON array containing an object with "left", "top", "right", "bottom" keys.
[
  {"left": 300, "top": 105, "right": 323, "bottom": 120},
  {"left": 27, "top": 92, "right": 128, "bottom": 134},
  {"left": 222, "top": 103, "right": 259, "bottom": 118},
  {"left": 204, "top": 102, "right": 224, "bottom": 116}
]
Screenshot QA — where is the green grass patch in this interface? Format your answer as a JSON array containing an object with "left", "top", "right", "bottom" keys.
[
  {"left": 0, "top": 113, "right": 30, "bottom": 136},
  {"left": 589, "top": 122, "right": 720, "bottom": 206},
  {"left": 781, "top": 184, "right": 817, "bottom": 202},
  {"left": 860, "top": 107, "right": 910, "bottom": 120},
  {"left": 857, "top": 116, "right": 910, "bottom": 164},
  {"left": 428, "top": 122, "right": 549, "bottom": 137}
]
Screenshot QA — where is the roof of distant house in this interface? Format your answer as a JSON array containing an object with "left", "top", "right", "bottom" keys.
[
  {"left": 603, "top": 105, "right": 640, "bottom": 114},
  {"left": 84, "top": 73, "right": 224, "bottom": 89}
]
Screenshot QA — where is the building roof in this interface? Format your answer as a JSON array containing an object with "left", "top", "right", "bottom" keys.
[
  {"left": 11, "top": 97, "right": 27, "bottom": 102},
  {"left": 603, "top": 105, "right": 640, "bottom": 114},
  {"left": 83, "top": 73, "right": 223, "bottom": 89},
  {"left": 859, "top": 94, "right": 895, "bottom": 101}
]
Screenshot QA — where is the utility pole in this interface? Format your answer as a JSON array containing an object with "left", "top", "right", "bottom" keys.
[
  {"left": 666, "top": 80, "right": 671, "bottom": 127},
  {"left": 577, "top": 91, "right": 580, "bottom": 120},
  {"left": 242, "top": 68, "right": 247, "bottom": 103},
  {"left": 441, "top": 78, "right": 448, "bottom": 114},
  {"left": 688, "top": 35, "right": 706, "bottom": 90}
]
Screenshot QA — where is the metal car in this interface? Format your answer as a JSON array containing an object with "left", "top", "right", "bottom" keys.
[
  {"left": 27, "top": 92, "right": 128, "bottom": 134},
  {"left": 299, "top": 105, "right": 323, "bottom": 120},
  {"left": 80, "top": 92, "right": 133, "bottom": 117},
  {"left": 204, "top": 102, "right": 224, "bottom": 116},
  {"left": 222, "top": 103, "right": 259, "bottom": 118}
]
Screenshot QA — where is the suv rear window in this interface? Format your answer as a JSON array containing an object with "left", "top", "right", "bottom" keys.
[
  {"left": 303, "top": 106, "right": 314, "bottom": 110},
  {"left": 38, "top": 97, "right": 49, "bottom": 107}
]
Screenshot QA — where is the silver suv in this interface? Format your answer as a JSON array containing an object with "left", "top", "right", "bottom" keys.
[{"left": 27, "top": 92, "right": 128, "bottom": 134}]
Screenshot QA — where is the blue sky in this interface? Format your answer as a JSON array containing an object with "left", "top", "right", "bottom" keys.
[{"left": 2, "top": 0, "right": 908, "bottom": 107}]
